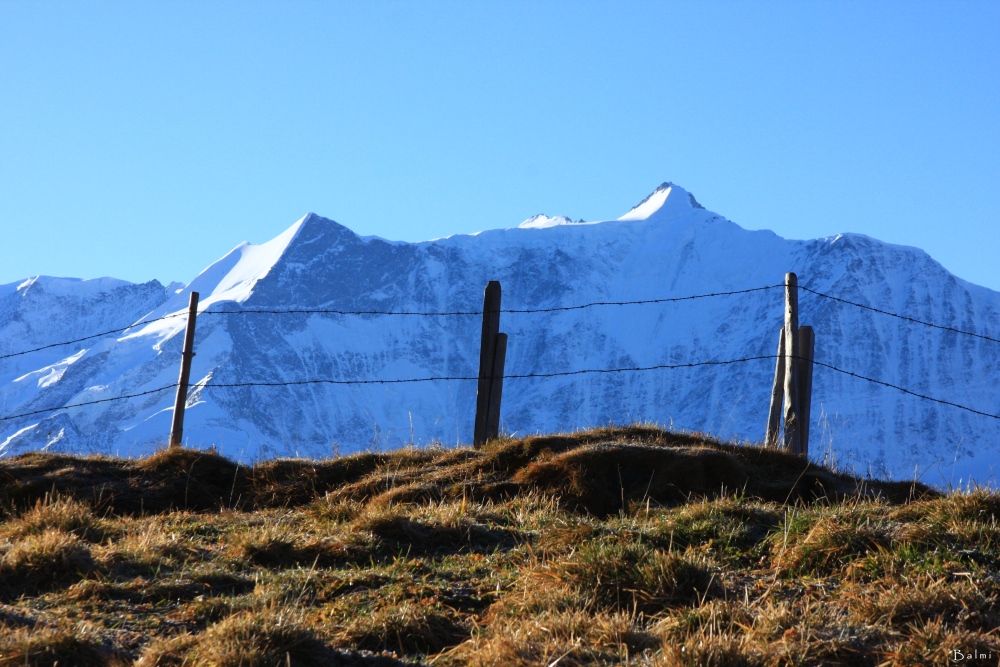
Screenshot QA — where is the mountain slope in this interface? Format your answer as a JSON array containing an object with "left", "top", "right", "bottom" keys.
[{"left": 1, "top": 183, "right": 998, "bottom": 487}]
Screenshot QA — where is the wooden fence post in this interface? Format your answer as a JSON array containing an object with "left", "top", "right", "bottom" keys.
[
  {"left": 764, "top": 328, "right": 785, "bottom": 447},
  {"left": 782, "top": 273, "right": 802, "bottom": 455},
  {"left": 485, "top": 333, "right": 507, "bottom": 441},
  {"left": 168, "top": 291, "right": 199, "bottom": 448},
  {"left": 473, "top": 281, "right": 502, "bottom": 447},
  {"left": 797, "top": 325, "right": 815, "bottom": 457}
]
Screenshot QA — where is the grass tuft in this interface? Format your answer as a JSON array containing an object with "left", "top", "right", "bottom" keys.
[
  {"left": 0, "top": 625, "right": 124, "bottom": 667},
  {"left": 772, "top": 507, "right": 894, "bottom": 576},
  {"left": 330, "top": 601, "right": 470, "bottom": 656},
  {"left": 0, "top": 529, "right": 95, "bottom": 595},
  {"left": 535, "top": 540, "right": 720, "bottom": 614},
  {"left": 6, "top": 492, "right": 104, "bottom": 542},
  {"left": 0, "top": 426, "right": 993, "bottom": 665}
]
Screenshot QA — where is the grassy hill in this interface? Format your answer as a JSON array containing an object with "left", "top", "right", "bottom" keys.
[{"left": 0, "top": 426, "right": 997, "bottom": 666}]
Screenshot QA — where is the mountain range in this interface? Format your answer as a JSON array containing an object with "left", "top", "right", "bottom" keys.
[{"left": 2, "top": 182, "right": 998, "bottom": 488}]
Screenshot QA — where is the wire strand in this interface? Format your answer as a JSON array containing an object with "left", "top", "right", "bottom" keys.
[
  {"left": 0, "top": 312, "right": 188, "bottom": 361},
  {"left": 198, "top": 285, "right": 786, "bottom": 318},
  {"left": 0, "top": 357, "right": 778, "bottom": 422},
  {"left": 4, "top": 355, "right": 997, "bottom": 425},
  {"left": 0, "top": 384, "right": 178, "bottom": 422},
  {"left": 198, "top": 355, "right": 779, "bottom": 388},
  {"left": 800, "top": 285, "right": 1000, "bottom": 344},
  {"left": 6, "top": 282, "right": 997, "bottom": 373},
  {"left": 810, "top": 360, "right": 1000, "bottom": 420}
]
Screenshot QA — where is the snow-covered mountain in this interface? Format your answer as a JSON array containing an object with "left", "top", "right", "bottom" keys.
[{"left": 2, "top": 183, "right": 998, "bottom": 488}]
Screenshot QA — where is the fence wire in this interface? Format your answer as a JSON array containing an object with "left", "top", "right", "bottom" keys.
[
  {"left": 7, "top": 282, "right": 997, "bottom": 361},
  {"left": 810, "top": 360, "right": 1000, "bottom": 419},
  {"left": 0, "top": 385, "right": 178, "bottom": 422},
  {"left": 800, "top": 285, "right": 1000, "bottom": 344},
  {"left": 2, "top": 281, "right": 998, "bottom": 425},
  {"left": 4, "top": 354, "right": 998, "bottom": 423},
  {"left": 0, "top": 312, "right": 188, "bottom": 361},
  {"left": 201, "top": 285, "right": 786, "bottom": 317}
]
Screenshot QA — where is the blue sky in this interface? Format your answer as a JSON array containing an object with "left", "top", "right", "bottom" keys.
[{"left": 2, "top": 1, "right": 998, "bottom": 290}]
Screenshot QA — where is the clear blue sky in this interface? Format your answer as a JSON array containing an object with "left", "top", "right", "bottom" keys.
[{"left": 2, "top": 2, "right": 998, "bottom": 290}]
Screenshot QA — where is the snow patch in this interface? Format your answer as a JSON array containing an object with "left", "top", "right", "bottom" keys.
[
  {"left": 44, "top": 428, "right": 65, "bottom": 449},
  {"left": 0, "top": 423, "right": 39, "bottom": 455},
  {"left": 190, "top": 214, "right": 307, "bottom": 306},
  {"left": 518, "top": 214, "right": 573, "bottom": 229},
  {"left": 13, "top": 349, "right": 87, "bottom": 388},
  {"left": 122, "top": 213, "right": 310, "bottom": 343},
  {"left": 186, "top": 371, "right": 213, "bottom": 408},
  {"left": 15, "top": 276, "right": 133, "bottom": 297},
  {"left": 615, "top": 182, "right": 705, "bottom": 223}
]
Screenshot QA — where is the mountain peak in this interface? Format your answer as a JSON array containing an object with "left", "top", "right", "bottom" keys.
[
  {"left": 517, "top": 214, "right": 580, "bottom": 229},
  {"left": 171, "top": 213, "right": 311, "bottom": 309},
  {"left": 617, "top": 182, "right": 704, "bottom": 222}
]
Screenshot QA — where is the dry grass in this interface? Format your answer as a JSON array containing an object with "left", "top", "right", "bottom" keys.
[
  {"left": 0, "top": 425, "right": 995, "bottom": 665},
  {"left": 530, "top": 541, "right": 720, "bottom": 614},
  {"left": 0, "top": 528, "right": 96, "bottom": 596},
  {"left": 0, "top": 624, "right": 127, "bottom": 667},
  {"left": 4, "top": 492, "right": 103, "bottom": 540},
  {"left": 137, "top": 608, "right": 328, "bottom": 666}
]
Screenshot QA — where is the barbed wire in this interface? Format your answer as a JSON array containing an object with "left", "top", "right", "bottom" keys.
[
  {"left": 6, "top": 353, "right": 996, "bottom": 426},
  {"left": 505, "top": 285, "right": 786, "bottom": 313},
  {"left": 0, "top": 312, "right": 188, "bottom": 361},
  {"left": 5, "top": 283, "right": 998, "bottom": 369},
  {"left": 200, "top": 355, "right": 779, "bottom": 389},
  {"left": 10, "top": 281, "right": 997, "bottom": 367},
  {"left": 505, "top": 356, "right": 777, "bottom": 377},
  {"left": 202, "top": 285, "right": 786, "bottom": 317},
  {"left": 800, "top": 285, "right": 1000, "bottom": 344},
  {"left": 2, "top": 279, "right": 999, "bottom": 427},
  {"left": 200, "top": 357, "right": 1000, "bottom": 419},
  {"left": 0, "top": 285, "right": 781, "bottom": 360},
  {"left": 809, "top": 360, "right": 1000, "bottom": 420},
  {"left": 0, "top": 356, "right": 778, "bottom": 422},
  {"left": 0, "top": 385, "right": 178, "bottom": 422}
]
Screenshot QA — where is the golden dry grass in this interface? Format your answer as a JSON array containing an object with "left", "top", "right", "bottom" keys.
[{"left": 0, "top": 426, "right": 995, "bottom": 666}]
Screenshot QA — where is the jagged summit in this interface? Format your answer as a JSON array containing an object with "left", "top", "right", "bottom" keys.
[
  {"left": 2, "top": 275, "right": 139, "bottom": 299},
  {"left": 145, "top": 213, "right": 310, "bottom": 318},
  {"left": 148, "top": 212, "right": 363, "bottom": 315},
  {"left": 618, "top": 182, "right": 704, "bottom": 221},
  {"left": 516, "top": 182, "right": 705, "bottom": 230},
  {"left": 517, "top": 214, "right": 579, "bottom": 229}
]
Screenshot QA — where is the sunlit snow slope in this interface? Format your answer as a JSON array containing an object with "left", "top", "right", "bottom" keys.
[{"left": 2, "top": 184, "right": 998, "bottom": 488}]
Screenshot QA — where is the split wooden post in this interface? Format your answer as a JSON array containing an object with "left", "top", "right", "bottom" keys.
[
  {"left": 782, "top": 273, "right": 802, "bottom": 455},
  {"left": 484, "top": 333, "right": 508, "bottom": 442},
  {"left": 764, "top": 328, "right": 786, "bottom": 447},
  {"left": 168, "top": 291, "right": 199, "bottom": 448},
  {"left": 797, "top": 325, "right": 815, "bottom": 457},
  {"left": 473, "top": 281, "right": 503, "bottom": 447}
]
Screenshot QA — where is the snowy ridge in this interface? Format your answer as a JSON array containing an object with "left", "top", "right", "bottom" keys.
[{"left": 1, "top": 184, "right": 998, "bottom": 488}]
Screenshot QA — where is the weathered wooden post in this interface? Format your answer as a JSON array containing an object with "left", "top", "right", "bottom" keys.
[
  {"left": 797, "top": 325, "right": 815, "bottom": 457},
  {"left": 473, "top": 281, "right": 502, "bottom": 447},
  {"left": 168, "top": 291, "right": 199, "bottom": 448},
  {"left": 764, "top": 328, "right": 786, "bottom": 447},
  {"left": 485, "top": 333, "right": 508, "bottom": 442},
  {"left": 782, "top": 273, "right": 802, "bottom": 455}
]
